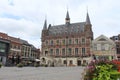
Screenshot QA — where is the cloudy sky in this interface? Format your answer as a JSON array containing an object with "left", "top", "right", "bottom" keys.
[{"left": 0, "top": 0, "right": 120, "bottom": 48}]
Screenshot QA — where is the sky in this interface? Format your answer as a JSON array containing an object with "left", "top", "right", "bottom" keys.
[{"left": 0, "top": 0, "right": 120, "bottom": 48}]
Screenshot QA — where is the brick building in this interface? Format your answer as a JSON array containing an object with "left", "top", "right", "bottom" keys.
[
  {"left": 0, "top": 32, "right": 40, "bottom": 65},
  {"left": 41, "top": 11, "right": 93, "bottom": 66},
  {"left": 9, "top": 36, "right": 22, "bottom": 58}
]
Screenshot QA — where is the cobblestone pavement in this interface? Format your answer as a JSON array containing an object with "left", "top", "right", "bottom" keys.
[{"left": 0, "top": 67, "right": 84, "bottom": 80}]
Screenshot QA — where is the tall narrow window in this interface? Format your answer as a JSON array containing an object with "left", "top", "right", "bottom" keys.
[
  {"left": 68, "top": 48, "right": 72, "bottom": 55},
  {"left": 75, "top": 48, "right": 78, "bottom": 56},
  {"left": 56, "top": 40, "right": 59, "bottom": 45},
  {"left": 94, "top": 44, "right": 97, "bottom": 50},
  {"left": 0, "top": 42, "right": 6, "bottom": 53},
  {"left": 97, "top": 44, "right": 101, "bottom": 50},
  {"left": 56, "top": 49, "right": 59, "bottom": 56},
  {"left": 50, "top": 49, "right": 53, "bottom": 55},
  {"left": 82, "top": 48, "right": 85, "bottom": 56},
  {"left": 62, "top": 48, "right": 65, "bottom": 56},
  {"left": 50, "top": 40, "right": 53, "bottom": 45},
  {"left": 62, "top": 40, "right": 65, "bottom": 45},
  {"left": 46, "top": 40, "right": 48, "bottom": 45},
  {"left": 101, "top": 44, "right": 105, "bottom": 51},
  {"left": 69, "top": 39, "right": 72, "bottom": 44},
  {"left": 75, "top": 39, "right": 78, "bottom": 44},
  {"left": 82, "top": 38, "right": 85, "bottom": 44}
]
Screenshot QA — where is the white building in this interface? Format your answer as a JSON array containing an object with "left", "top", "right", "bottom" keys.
[{"left": 92, "top": 35, "right": 117, "bottom": 60}]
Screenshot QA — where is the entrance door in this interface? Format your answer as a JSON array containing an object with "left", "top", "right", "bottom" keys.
[
  {"left": 45, "top": 51, "right": 48, "bottom": 56},
  {"left": 0, "top": 56, "right": 6, "bottom": 65},
  {"left": 77, "top": 60, "right": 81, "bottom": 66}
]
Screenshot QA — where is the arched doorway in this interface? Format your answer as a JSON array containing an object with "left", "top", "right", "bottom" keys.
[{"left": 77, "top": 60, "right": 81, "bottom": 66}]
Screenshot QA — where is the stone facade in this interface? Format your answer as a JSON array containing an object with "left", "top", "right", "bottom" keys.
[
  {"left": 92, "top": 35, "right": 117, "bottom": 60},
  {"left": 41, "top": 11, "right": 93, "bottom": 66}
]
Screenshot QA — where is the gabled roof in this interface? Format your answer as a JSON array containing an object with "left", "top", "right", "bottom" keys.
[
  {"left": 48, "top": 22, "right": 85, "bottom": 35},
  {"left": 93, "top": 35, "right": 115, "bottom": 44}
]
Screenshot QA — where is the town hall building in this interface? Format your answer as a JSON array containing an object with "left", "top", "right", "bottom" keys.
[{"left": 41, "top": 11, "right": 93, "bottom": 66}]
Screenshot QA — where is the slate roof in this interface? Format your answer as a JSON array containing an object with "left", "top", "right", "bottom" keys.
[{"left": 48, "top": 22, "right": 85, "bottom": 35}]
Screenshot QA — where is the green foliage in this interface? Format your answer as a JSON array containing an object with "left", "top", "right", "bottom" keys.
[
  {"left": 92, "top": 62, "right": 120, "bottom": 80},
  {"left": 93, "top": 64, "right": 112, "bottom": 80},
  {"left": 85, "top": 60, "right": 120, "bottom": 80}
]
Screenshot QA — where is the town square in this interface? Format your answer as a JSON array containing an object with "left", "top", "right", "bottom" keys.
[
  {"left": 0, "top": 67, "right": 84, "bottom": 80},
  {"left": 0, "top": 0, "right": 120, "bottom": 80}
]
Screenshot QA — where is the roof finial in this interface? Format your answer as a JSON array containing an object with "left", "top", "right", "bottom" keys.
[
  {"left": 45, "top": 14, "right": 47, "bottom": 20},
  {"left": 86, "top": 6, "right": 88, "bottom": 13},
  {"left": 67, "top": 5, "right": 69, "bottom": 11},
  {"left": 65, "top": 6, "right": 70, "bottom": 24}
]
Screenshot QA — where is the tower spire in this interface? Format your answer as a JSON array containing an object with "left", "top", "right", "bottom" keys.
[
  {"left": 43, "top": 19, "right": 47, "bottom": 30},
  {"left": 65, "top": 10, "right": 70, "bottom": 24},
  {"left": 86, "top": 12, "right": 91, "bottom": 25},
  {"left": 66, "top": 11, "right": 70, "bottom": 19}
]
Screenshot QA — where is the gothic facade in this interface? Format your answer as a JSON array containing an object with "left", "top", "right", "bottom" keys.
[{"left": 41, "top": 11, "right": 93, "bottom": 66}]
